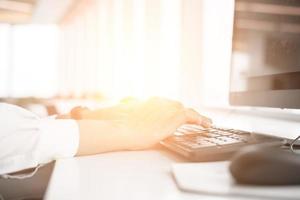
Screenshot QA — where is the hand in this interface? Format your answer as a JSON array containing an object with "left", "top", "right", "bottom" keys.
[
  {"left": 76, "top": 97, "right": 212, "bottom": 155},
  {"left": 119, "top": 97, "right": 212, "bottom": 149}
]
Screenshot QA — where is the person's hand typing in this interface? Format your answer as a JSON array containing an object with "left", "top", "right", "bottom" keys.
[
  {"left": 119, "top": 97, "right": 212, "bottom": 149},
  {"left": 76, "top": 97, "right": 212, "bottom": 155}
]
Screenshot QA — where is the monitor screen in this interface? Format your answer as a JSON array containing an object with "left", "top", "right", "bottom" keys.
[{"left": 230, "top": 0, "right": 300, "bottom": 109}]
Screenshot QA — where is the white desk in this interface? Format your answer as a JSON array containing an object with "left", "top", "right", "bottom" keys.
[
  {"left": 44, "top": 147, "right": 251, "bottom": 200},
  {"left": 44, "top": 108, "right": 300, "bottom": 200}
]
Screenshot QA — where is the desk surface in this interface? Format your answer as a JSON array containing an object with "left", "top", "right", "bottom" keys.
[
  {"left": 44, "top": 108, "right": 300, "bottom": 200},
  {"left": 45, "top": 148, "right": 246, "bottom": 200}
]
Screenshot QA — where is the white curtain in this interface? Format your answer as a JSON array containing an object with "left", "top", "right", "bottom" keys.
[
  {"left": 0, "top": 0, "right": 234, "bottom": 105},
  {"left": 58, "top": 0, "right": 186, "bottom": 101},
  {"left": 58, "top": 0, "right": 234, "bottom": 105},
  {"left": 0, "top": 24, "right": 58, "bottom": 98}
]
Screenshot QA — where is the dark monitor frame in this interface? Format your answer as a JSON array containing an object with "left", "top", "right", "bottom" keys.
[{"left": 229, "top": 1, "right": 300, "bottom": 110}]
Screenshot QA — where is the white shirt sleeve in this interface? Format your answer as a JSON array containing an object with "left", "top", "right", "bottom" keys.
[{"left": 0, "top": 103, "right": 79, "bottom": 175}]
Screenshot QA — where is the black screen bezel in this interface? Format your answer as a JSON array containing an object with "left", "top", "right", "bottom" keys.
[{"left": 229, "top": 0, "right": 300, "bottom": 109}]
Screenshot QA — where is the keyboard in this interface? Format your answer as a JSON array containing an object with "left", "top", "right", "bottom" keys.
[{"left": 160, "top": 124, "right": 280, "bottom": 161}]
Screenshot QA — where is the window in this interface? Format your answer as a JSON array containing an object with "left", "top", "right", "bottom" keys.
[{"left": 0, "top": 24, "right": 59, "bottom": 98}]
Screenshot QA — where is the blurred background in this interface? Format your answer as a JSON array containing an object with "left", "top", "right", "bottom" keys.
[{"left": 0, "top": 0, "right": 234, "bottom": 115}]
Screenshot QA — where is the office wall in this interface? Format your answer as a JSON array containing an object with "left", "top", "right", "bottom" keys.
[{"left": 0, "top": 24, "right": 59, "bottom": 98}]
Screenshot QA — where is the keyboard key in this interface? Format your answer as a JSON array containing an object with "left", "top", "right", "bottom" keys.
[
  {"left": 181, "top": 126, "right": 204, "bottom": 132},
  {"left": 190, "top": 126, "right": 206, "bottom": 131},
  {"left": 174, "top": 131, "right": 184, "bottom": 136},
  {"left": 230, "top": 130, "right": 251, "bottom": 135},
  {"left": 218, "top": 127, "right": 232, "bottom": 131},
  {"left": 177, "top": 128, "right": 208, "bottom": 135},
  {"left": 204, "top": 138, "right": 222, "bottom": 145},
  {"left": 217, "top": 136, "right": 244, "bottom": 145},
  {"left": 189, "top": 142, "right": 216, "bottom": 149},
  {"left": 208, "top": 130, "right": 219, "bottom": 134},
  {"left": 216, "top": 131, "right": 232, "bottom": 136},
  {"left": 204, "top": 137, "right": 234, "bottom": 145},
  {"left": 176, "top": 128, "right": 189, "bottom": 134},
  {"left": 191, "top": 130, "right": 209, "bottom": 134},
  {"left": 230, "top": 135, "right": 250, "bottom": 143},
  {"left": 200, "top": 132, "right": 220, "bottom": 138}
]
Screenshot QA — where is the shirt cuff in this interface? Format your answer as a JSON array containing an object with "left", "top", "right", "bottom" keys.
[{"left": 37, "top": 119, "right": 79, "bottom": 163}]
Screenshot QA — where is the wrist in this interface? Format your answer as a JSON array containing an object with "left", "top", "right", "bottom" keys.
[{"left": 76, "top": 120, "right": 131, "bottom": 155}]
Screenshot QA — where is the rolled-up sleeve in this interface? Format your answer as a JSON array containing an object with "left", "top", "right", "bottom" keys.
[{"left": 0, "top": 103, "right": 79, "bottom": 175}]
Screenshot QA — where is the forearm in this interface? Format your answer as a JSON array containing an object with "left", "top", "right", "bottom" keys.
[
  {"left": 76, "top": 120, "right": 129, "bottom": 156},
  {"left": 74, "top": 97, "right": 212, "bottom": 156}
]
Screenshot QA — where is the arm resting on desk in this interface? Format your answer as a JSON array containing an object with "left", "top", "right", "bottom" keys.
[{"left": 76, "top": 97, "right": 212, "bottom": 156}]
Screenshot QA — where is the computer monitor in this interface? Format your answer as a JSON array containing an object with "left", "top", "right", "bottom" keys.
[{"left": 229, "top": 0, "right": 300, "bottom": 109}]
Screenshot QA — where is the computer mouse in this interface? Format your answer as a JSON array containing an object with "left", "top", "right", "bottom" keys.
[{"left": 229, "top": 145, "right": 300, "bottom": 185}]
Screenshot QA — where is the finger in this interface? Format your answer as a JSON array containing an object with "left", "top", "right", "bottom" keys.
[
  {"left": 184, "top": 108, "right": 212, "bottom": 127},
  {"left": 70, "top": 106, "right": 90, "bottom": 119},
  {"left": 150, "top": 108, "right": 187, "bottom": 141}
]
